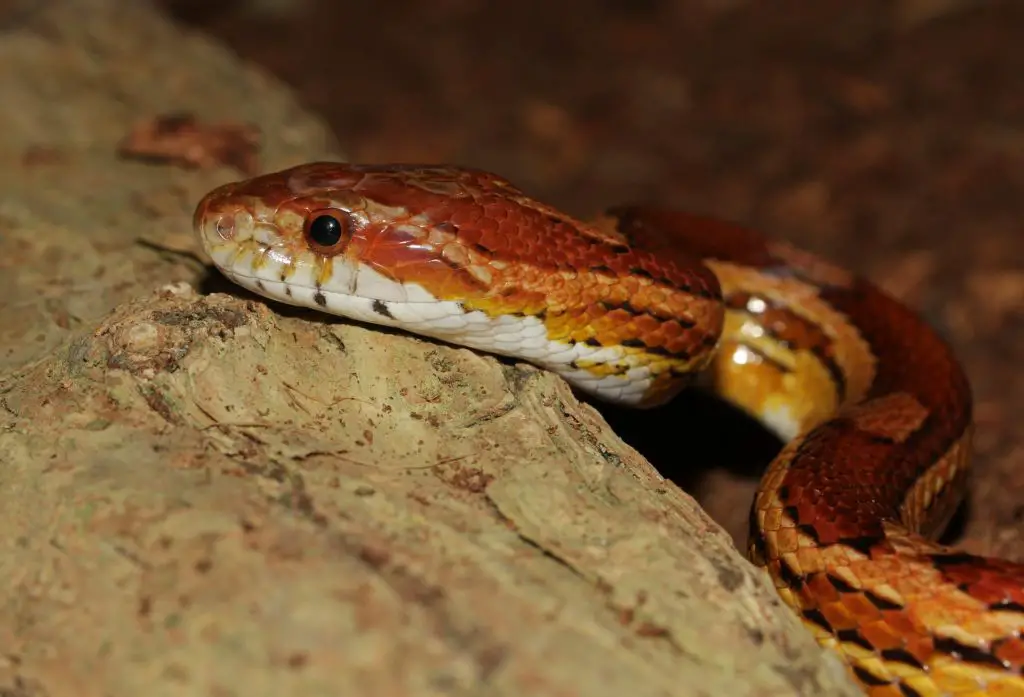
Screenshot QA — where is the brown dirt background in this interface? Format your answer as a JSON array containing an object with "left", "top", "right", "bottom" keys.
[{"left": 160, "top": 0, "right": 1023, "bottom": 561}]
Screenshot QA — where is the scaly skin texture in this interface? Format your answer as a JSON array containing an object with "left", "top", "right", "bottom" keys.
[{"left": 194, "top": 163, "right": 1024, "bottom": 696}]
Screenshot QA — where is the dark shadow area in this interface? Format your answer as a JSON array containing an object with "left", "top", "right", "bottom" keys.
[{"left": 595, "top": 390, "right": 782, "bottom": 492}]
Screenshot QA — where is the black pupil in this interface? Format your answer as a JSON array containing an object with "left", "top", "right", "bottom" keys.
[{"left": 309, "top": 214, "right": 343, "bottom": 246}]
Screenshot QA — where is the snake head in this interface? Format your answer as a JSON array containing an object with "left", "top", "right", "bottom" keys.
[
  {"left": 193, "top": 162, "right": 506, "bottom": 319},
  {"left": 194, "top": 161, "right": 724, "bottom": 406}
]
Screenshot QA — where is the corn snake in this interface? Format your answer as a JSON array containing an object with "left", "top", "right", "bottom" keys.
[{"left": 193, "top": 162, "right": 1024, "bottom": 696}]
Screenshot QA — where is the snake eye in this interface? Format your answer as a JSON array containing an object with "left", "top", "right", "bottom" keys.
[{"left": 303, "top": 208, "right": 353, "bottom": 256}]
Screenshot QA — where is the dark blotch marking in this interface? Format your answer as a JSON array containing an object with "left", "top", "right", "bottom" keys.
[
  {"left": 880, "top": 648, "right": 925, "bottom": 669},
  {"left": 933, "top": 636, "right": 1010, "bottom": 670},
  {"left": 930, "top": 552, "right": 977, "bottom": 567},
  {"left": 989, "top": 599, "right": 1024, "bottom": 613},
  {"left": 584, "top": 337, "right": 602, "bottom": 347},
  {"left": 852, "top": 666, "right": 890, "bottom": 687},
  {"left": 371, "top": 300, "right": 394, "bottom": 319},
  {"left": 313, "top": 291, "right": 327, "bottom": 307},
  {"left": 255, "top": 279, "right": 265, "bottom": 292},
  {"left": 865, "top": 590, "right": 903, "bottom": 611},
  {"left": 899, "top": 683, "right": 925, "bottom": 697},
  {"left": 801, "top": 608, "right": 833, "bottom": 633},
  {"left": 597, "top": 299, "right": 695, "bottom": 327},
  {"left": 820, "top": 351, "right": 848, "bottom": 401},
  {"left": 776, "top": 559, "right": 804, "bottom": 590},
  {"left": 590, "top": 264, "right": 614, "bottom": 274},
  {"left": 826, "top": 573, "right": 858, "bottom": 594},
  {"left": 747, "top": 506, "right": 767, "bottom": 561},
  {"left": 284, "top": 286, "right": 292, "bottom": 297},
  {"left": 837, "top": 535, "right": 879, "bottom": 556},
  {"left": 624, "top": 265, "right": 680, "bottom": 289},
  {"left": 617, "top": 338, "right": 677, "bottom": 357},
  {"left": 836, "top": 628, "right": 874, "bottom": 652}
]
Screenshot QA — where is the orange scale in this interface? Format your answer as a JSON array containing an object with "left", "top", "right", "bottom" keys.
[
  {"left": 641, "top": 332, "right": 669, "bottom": 351},
  {"left": 664, "top": 293, "right": 698, "bottom": 313},
  {"left": 665, "top": 338, "right": 698, "bottom": 357},
  {"left": 805, "top": 573, "right": 845, "bottom": 604},
  {"left": 900, "top": 635, "right": 936, "bottom": 667},
  {"left": 994, "top": 637, "right": 1024, "bottom": 668},
  {"left": 632, "top": 315, "right": 661, "bottom": 335},
  {"left": 605, "top": 309, "right": 636, "bottom": 326},
  {"left": 496, "top": 216, "right": 523, "bottom": 235},
  {"left": 661, "top": 321, "right": 687, "bottom": 339},
  {"left": 632, "top": 327, "right": 663, "bottom": 348},
  {"left": 591, "top": 318, "right": 627, "bottom": 340},
  {"left": 582, "top": 287, "right": 611, "bottom": 307},
  {"left": 602, "top": 289, "right": 633, "bottom": 309},
  {"left": 450, "top": 206, "right": 483, "bottom": 227},
  {"left": 857, "top": 618, "right": 906, "bottom": 651},
  {"left": 569, "top": 330, "right": 598, "bottom": 345},
  {"left": 476, "top": 219, "right": 501, "bottom": 238},
  {"left": 644, "top": 288, "right": 669, "bottom": 305},
  {"left": 819, "top": 600, "right": 859, "bottom": 632},
  {"left": 878, "top": 610, "right": 920, "bottom": 637},
  {"left": 771, "top": 528, "right": 801, "bottom": 556},
  {"left": 842, "top": 593, "right": 886, "bottom": 623}
]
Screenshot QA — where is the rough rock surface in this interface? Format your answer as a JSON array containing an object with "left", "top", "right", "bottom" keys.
[{"left": 0, "top": 1, "right": 860, "bottom": 696}]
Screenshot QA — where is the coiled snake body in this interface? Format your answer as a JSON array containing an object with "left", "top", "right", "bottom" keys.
[{"left": 194, "top": 162, "right": 1024, "bottom": 695}]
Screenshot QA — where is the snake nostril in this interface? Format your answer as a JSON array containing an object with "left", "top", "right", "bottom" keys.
[{"left": 213, "top": 215, "right": 236, "bottom": 241}]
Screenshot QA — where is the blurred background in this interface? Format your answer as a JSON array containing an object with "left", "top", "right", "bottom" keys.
[{"left": 160, "top": 0, "right": 1023, "bottom": 552}]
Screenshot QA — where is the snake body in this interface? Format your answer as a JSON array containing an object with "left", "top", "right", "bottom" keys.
[{"left": 194, "top": 162, "right": 1024, "bottom": 695}]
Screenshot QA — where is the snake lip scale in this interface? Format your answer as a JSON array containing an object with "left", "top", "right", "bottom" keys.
[{"left": 194, "top": 161, "right": 1024, "bottom": 696}]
